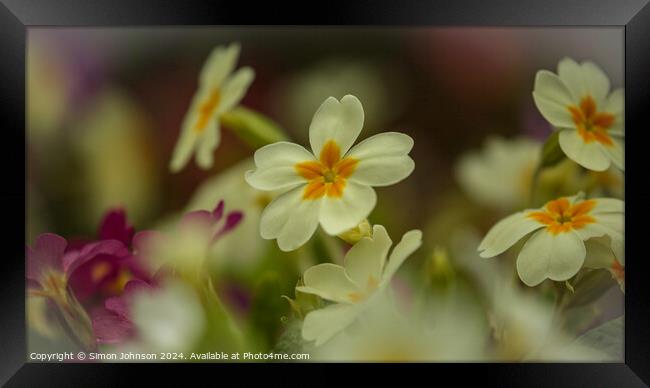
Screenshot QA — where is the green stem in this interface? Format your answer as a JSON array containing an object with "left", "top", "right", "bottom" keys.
[
  {"left": 528, "top": 165, "right": 543, "bottom": 208},
  {"left": 202, "top": 276, "right": 247, "bottom": 352}
]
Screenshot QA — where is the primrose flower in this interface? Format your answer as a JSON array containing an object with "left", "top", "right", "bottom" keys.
[
  {"left": 27, "top": 233, "right": 130, "bottom": 301},
  {"left": 187, "top": 158, "right": 274, "bottom": 269},
  {"left": 91, "top": 279, "right": 152, "bottom": 344},
  {"left": 478, "top": 194, "right": 623, "bottom": 286},
  {"left": 456, "top": 136, "right": 541, "bottom": 210},
  {"left": 533, "top": 58, "right": 623, "bottom": 171},
  {"left": 129, "top": 281, "right": 206, "bottom": 353},
  {"left": 313, "top": 293, "right": 487, "bottom": 361},
  {"left": 170, "top": 43, "right": 255, "bottom": 172},
  {"left": 296, "top": 225, "right": 422, "bottom": 345},
  {"left": 26, "top": 233, "right": 130, "bottom": 350},
  {"left": 584, "top": 236, "right": 625, "bottom": 291},
  {"left": 245, "top": 95, "right": 415, "bottom": 251},
  {"left": 135, "top": 201, "right": 243, "bottom": 276},
  {"left": 68, "top": 209, "right": 150, "bottom": 304}
]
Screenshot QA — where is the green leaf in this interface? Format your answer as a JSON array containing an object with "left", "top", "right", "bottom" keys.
[
  {"left": 572, "top": 316, "right": 623, "bottom": 360},
  {"left": 282, "top": 279, "right": 322, "bottom": 319},
  {"left": 272, "top": 319, "right": 307, "bottom": 357},
  {"left": 565, "top": 269, "right": 616, "bottom": 309},
  {"left": 539, "top": 130, "right": 566, "bottom": 168},
  {"left": 220, "top": 107, "right": 288, "bottom": 148}
]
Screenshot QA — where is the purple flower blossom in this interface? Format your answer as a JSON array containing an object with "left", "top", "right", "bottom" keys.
[
  {"left": 67, "top": 208, "right": 151, "bottom": 304},
  {"left": 180, "top": 200, "right": 244, "bottom": 245},
  {"left": 26, "top": 233, "right": 130, "bottom": 298},
  {"left": 91, "top": 279, "right": 152, "bottom": 344}
]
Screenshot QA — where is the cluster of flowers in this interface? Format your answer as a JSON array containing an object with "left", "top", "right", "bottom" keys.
[
  {"left": 27, "top": 202, "right": 243, "bottom": 352},
  {"left": 27, "top": 44, "right": 624, "bottom": 360}
]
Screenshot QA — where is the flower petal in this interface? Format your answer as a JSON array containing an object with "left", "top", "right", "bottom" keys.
[
  {"left": 27, "top": 233, "right": 68, "bottom": 281},
  {"left": 478, "top": 212, "right": 544, "bottom": 258},
  {"left": 169, "top": 115, "right": 199, "bottom": 172},
  {"left": 319, "top": 181, "right": 376, "bottom": 235},
  {"left": 217, "top": 67, "right": 255, "bottom": 113},
  {"left": 382, "top": 229, "right": 422, "bottom": 282},
  {"left": 98, "top": 209, "right": 135, "bottom": 246},
  {"left": 199, "top": 43, "right": 240, "bottom": 87},
  {"left": 302, "top": 303, "right": 359, "bottom": 346},
  {"left": 297, "top": 263, "right": 361, "bottom": 303},
  {"left": 62, "top": 240, "right": 130, "bottom": 276},
  {"left": 532, "top": 70, "right": 575, "bottom": 127},
  {"left": 195, "top": 121, "right": 221, "bottom": 170},
  {"left": 346, "top": 132, "right": 415, "bottom": 187},
  {"left": 309, "top": 95, "right": 364, "bottom": 157},
  {"left": 580, "top": 61, "right": 610, "bottom": 106},
  {"left": 575, "top": 214, "right": 623, "bottom": 261},
  {"left": 591, "top": 198, "right": 624, "bottom": 214},
  {"left": 344, "top": 225, "right": 392, "bottom": 288},
  {"left": 516, "top": 230, "right": 586, "bottom": 286},
  {"left": 602, "top": 135, "right": 624, "bottom": 171},
  {"left": 558, "top": 129, "right": 611, "bottom": 171},
  {"left": 603, "top": 88, "right": 624, "bottom": 117},
  {"left": 259, "top": 185, "right": 321, "bottom": 251},
  {"left": 91, "top": 307, "right": 134, "bottom": 344},
  {"left": 245, "top": 142, "right": 316, "bottom": 191},
  {"left": 583, "top": 237, "right": 617, "bottom": 269},
  {"left": 558, "top": 57, "right": 587, "bottom": 102}
]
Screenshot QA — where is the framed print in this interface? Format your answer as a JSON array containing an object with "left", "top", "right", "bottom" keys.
[{"left": 1, "top": 0, "right": 649, "bottom": 385}]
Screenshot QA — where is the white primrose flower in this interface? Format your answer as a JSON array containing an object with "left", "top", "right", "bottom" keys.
[
  {"left": 312, "top": 293, "right": 487, "bottom": 361},
  {"left": 170, "top": 43, "right": 255, "bottom": 172},
  {"left": 478, "top": 194, "right": 623, "bottom": 286},
  {"left": 129, "top": 281, "right": 206, "bottom": 353},
  {"left": 533, "top": 57, "right": 623, "bottom": 171},
  {"left": 456, "top": 136, "right": 541, "bottom": 210},
  {"left": 245, "top": 95, "right": 415, "bottom": 251},
  {"left": 296, "top": 225, "right": 422, "bottom": 346}
]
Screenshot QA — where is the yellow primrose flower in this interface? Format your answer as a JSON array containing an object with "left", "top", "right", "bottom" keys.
[
  {"left": 533, "top": 58, "right": 623, "bottom": 171},
  {"left": 478, "top": 194, "right": 623, "bottom": 286},
  {"left": 170, "top": 43, "right": 255, "bottom": 172},
  {"left": 296, "top": 225, "right": 422, "bottom": 346},
  {"left": 245, "top": 95, "right": 415, "bottom": 251}
]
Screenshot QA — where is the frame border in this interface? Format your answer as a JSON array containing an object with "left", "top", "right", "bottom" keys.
[{"left": 2, "top": 0, "right": 648, "bottom": 385}]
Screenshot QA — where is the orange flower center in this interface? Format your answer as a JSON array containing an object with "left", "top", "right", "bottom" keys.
[
  {"left": 347, "top": 276, "right": 379, "bottom": 303},
  {"left": 567, "top": 95, "right": 614, "bottom": 147},
  {"left": 528, "top": 197, "right": 596, "bottom": 235},
  {"left": 295, "top": 140, "right": 359, "bottom": 200},
  {"left": 193, "top": 88, "right": 221, "bottom": 134}
]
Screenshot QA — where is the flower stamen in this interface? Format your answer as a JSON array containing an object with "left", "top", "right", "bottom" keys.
[
  {"left": 567, "top": 95, "right": 614, "bottom": 147},
  {"left": 295, "top": 140, "right": 358, "bottom": 200},
  {"left": 528, "top": 198, "right": 596, "bottom": 235},
  {"left": 194, "top": 88, "right": 221, "bottom": 134}
]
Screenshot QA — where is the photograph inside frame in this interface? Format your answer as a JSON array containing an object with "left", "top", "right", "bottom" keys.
[{"left": 26, "top": 27, "right": 624, "bottom": 363}]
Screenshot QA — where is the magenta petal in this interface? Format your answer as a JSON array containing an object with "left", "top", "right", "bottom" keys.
[
  {"left": 26, "top": 233, "right": 68, "bottom": 282},
  {"left": 105, "top": 280, "right": 151, "bottom": 318},
  {"left": 132, "top": 230, "right": 162, "bottom": 252},
  {"left": 98, "top": 208, "right": 135, "bottom": 246},
  {"left": 123, "top": 279, "right": 151, "bottom": 294},
  {"left": 223, "top": 211, "right": 243, "bottom": 232},
  {"left": 212, "top": 200, "right": 225, "bottom": 222},
  {"left": 62, "top": 240, "right": 130, "bottom": 276},
  {"left": 67, "top": 255, "right": 122, "bottom": 301},
  {"left": 91, "top": 307, "right": 134, "bottom": 344},
  {"left": 213, "top": 212, "right": 244, "bottom": 242}
]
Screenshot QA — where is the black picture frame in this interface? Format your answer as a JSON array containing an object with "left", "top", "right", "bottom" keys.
[{"left": 1, "top": 0, "right": 649, "bottom": 385}]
